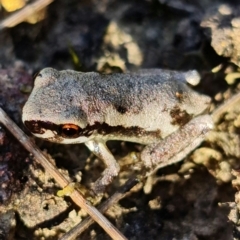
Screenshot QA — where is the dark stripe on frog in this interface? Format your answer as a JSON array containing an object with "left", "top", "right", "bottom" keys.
[
  {"left": 24, "top": 120, "right": 162, "bottom": 139},
  {"left": 170, "top": 105, "right": 192, "bottom": 126}
]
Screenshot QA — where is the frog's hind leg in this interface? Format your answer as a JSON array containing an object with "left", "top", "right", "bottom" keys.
[{"left": 141, "top": 115, "right": 213, "bottom": 175}]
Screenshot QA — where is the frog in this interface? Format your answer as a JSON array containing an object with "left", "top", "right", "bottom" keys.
[{"left": 22, "top": 68, "right": 213, "bottom": 194}]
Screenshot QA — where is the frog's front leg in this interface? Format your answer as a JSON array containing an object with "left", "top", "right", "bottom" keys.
[
  {"left": 85, "top": 140, "right": 120, "bottom": 194},
  {"left": 141, "top": 115, "right": 214, "bottom": 174}
]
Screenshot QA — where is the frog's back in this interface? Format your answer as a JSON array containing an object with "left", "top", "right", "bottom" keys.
[{"left": 73, "top": 70, "right": 210, "bottom": 139}]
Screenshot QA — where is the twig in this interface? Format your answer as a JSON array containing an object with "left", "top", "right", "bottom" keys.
[
  {"left": 0, "top": 107, "right": 127, "bottom": 240},
  {"left": 0, "top": 0, "right": 54, "bottom": 30},
  {"left": 60, "top": 178, "right": 139, "bottom": 240},
  {"left": 211, "top": 91, "right": 240, "bottom": 122}
]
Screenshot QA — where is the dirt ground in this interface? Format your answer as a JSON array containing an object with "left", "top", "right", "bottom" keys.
[{"left": 1, "top": 0, "right": 240, "bottom": 239}]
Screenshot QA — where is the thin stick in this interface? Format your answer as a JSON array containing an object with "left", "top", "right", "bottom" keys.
[
  {"left": 0, "top": 107, "right": 127, "bottom": 240},
  {"left": 0, "top": 0, "right": 54, "bottom": 30},
  {"left": 60, "top": 178, "right": 139, "bottom": 240},
  {"left": 211, "top": 91, "right": 240, "bottom": 122}
]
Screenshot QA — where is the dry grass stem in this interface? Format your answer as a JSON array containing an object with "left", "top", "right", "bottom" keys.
[
  {"left": 0, "top": 0, "right": 54, "bottom": 29},
  {"left": 0, "top": 107, "right": 127, "bottom": 240},
  {"left": 60, "top": 178, "right": 139, "bottom": 240}
]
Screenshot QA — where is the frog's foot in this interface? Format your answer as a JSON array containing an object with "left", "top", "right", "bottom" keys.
[{"left": 91, "top": 165, "right": 120, "bottom": 195}]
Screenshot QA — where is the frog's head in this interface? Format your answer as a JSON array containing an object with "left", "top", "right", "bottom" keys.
[{"left": 22, "top": 68, "right": 93, "bottom": 144}]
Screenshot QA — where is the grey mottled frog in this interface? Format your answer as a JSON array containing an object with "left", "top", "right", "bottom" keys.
[{"left": 22, "top": 68, "right": 213, "bottom": 194}]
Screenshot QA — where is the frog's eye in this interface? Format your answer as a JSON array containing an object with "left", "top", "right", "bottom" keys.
[{"left": 60, "top": 124, "right": 81, "bottom": 138}]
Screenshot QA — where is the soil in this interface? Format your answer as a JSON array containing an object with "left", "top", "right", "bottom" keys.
[{"left": 1, "top": 0, "right": 240, "bottom": 239}]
